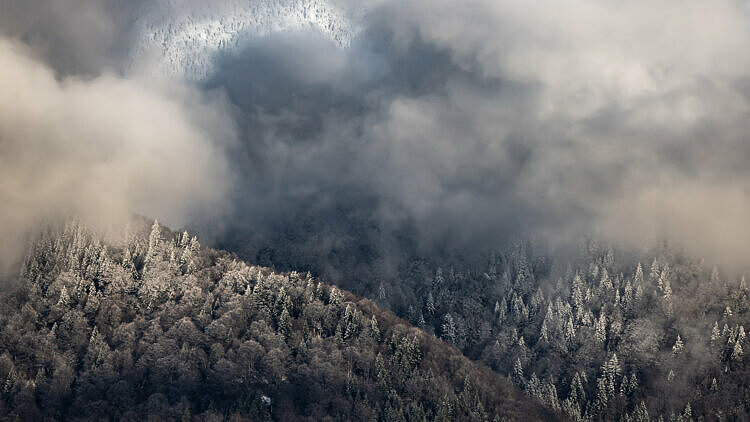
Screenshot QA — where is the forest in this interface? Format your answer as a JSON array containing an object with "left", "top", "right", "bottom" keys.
[
  {"left": 6, "top": 217, "right": 749, "bottom": 421},
  {"left": 230, "top": 222, "right": 750, "bottom": 421},
  {"left": 0, "top": 219, "right": 552, "bottom": 421},
  {"left": 3, "top": 2, "right": 750, "bottom": 420},
  {"left": 390, "top": 242, "right": 750, "bottom": 421}
]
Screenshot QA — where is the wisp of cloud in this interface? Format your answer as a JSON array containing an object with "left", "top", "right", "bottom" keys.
[{"left": 0, "top": 38, "right": 234, "bottom": 275}]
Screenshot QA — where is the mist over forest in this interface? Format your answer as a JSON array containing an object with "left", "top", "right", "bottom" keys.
[{"left": 1, "top": 0, "right": 750, "bottom": 420}]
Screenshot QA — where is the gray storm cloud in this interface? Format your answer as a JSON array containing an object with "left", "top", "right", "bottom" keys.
[
  {"left": 208, "top": 0, "right": 750, "bottom": 270},
  {"left": 2, "top": 0, "right": 750, "bottom": 277},
  {"left": 373, "top": 0, "right": 750, "bottom": 266},
  {"left": 0, "top": 0, "right": 146, "bottom": 75},
  {"left": 0, "top": 38, "right": 234, "bottom": 274}
]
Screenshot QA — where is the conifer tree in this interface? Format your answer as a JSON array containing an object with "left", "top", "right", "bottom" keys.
[
  {"left": 512, "top": 358, "right": 524, "bottom": 386},
  {"left": 649, "top": 259, "right": 660, "bottom": 282},
  {"left": 433, "top": 267, "right": 445, "bottom": 288},
  {"left": 145, "top": 220, "right": 161, "bottom": 265},
  {"left": 672, "top": 335, "right": 684, "bottom": 355},
  {"left": 442, "top": 313, "right": 457, "bottom": 345},
  {"left": 57, "top": 286, "right": 70, "bottom": 307},
  {"left": 370, "top": 315, "right": 381, "bottom": 342},
  {"left": 329, "top": 287, "right": 343, "bottom": 307},
  {"left": 731, "top": 340, "right": 743, "bottom": 361},
  {"left": 711, "top": 322, "right": 721, "bottom": 344},
  {"left": 426, "top": 292, "right": 436, "bottom": 316},
  {"left": 595, "top": 311, "right": 607, "bottom": 343},
  {"left": 278, "top": 308, "right": 291, "bottom": 339}
]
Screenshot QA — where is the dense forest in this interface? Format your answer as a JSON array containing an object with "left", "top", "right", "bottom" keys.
[
  {"left": 0, "top": 219, "right": 553, "bottom": 421},
  {"left": 229, "top": 224, "right": 750, "bottom": 421},
  {"left": 2, "top": 213, "right": 749, "bottom": 422},
  {"left": 4, "top": 1, "right": 750, "bottom": 421},
  {"left": 392, "top": 243, "right": 750, "bottom": 421},
  {"left": 3, "top": 219, "right": 750, "bottom": 422}
]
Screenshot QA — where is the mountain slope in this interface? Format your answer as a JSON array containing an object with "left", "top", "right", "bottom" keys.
[
  {"left": 130, "top": 0, "right": 357, "bottom": 80},
  {"left": 0, "top": 219, "right": 555, "bottom": 421}
]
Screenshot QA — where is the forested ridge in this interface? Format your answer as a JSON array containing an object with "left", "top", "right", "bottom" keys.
[
  {"left": 279, "top": 239, "right": 750, "bottom": 421},
  {"left": 228, "top": 220, "right": 750, "bottom": 421},
  {"left": 5, "top": 217, "right": 750, "bottom": 421},
  {"left": 0, "top": 219, "right": 553, "bottom": 421}
]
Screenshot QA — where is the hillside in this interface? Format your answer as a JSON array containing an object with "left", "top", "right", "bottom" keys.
[
  {"left": 228, "top": 219, "right": 750, "bottom": 421},
  {"left": 250, "top": 236, "right": 750, "bottom": 421},
  {"left": 0, "top": 219, "right": 554, "bottom": 421},
  {"left": 130, "top": 0, "right": 357, "bottom": 80}
]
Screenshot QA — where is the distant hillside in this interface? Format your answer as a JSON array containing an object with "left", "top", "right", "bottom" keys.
[
  {"left": 131, "top": 0, "right": 357, "bottom": 80},
  {"left": 0, "top": 219, "right": 555, "bottom": 421}
]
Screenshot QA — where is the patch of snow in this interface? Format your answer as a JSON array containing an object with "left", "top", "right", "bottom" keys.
[{"left": 131, "top": 0, "right": 357, "bottom": 81}]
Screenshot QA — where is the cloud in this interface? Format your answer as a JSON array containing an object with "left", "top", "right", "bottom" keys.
[
  {"left": 0, "top": 38, "right": 235, "bottom": 274},
  {"left": 3, "top": 0, "right": 750, "bottom": 278},
  {"left": 202, "top": 0, "right": 750, "bottom": 273},
  {"left": 0, "top": 0, "right": 146, "bottom": 75},
  {"left": 382, "top": 0, "right": 750, "bottom": 265}
]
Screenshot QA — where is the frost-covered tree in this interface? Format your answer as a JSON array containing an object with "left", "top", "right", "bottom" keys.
[
  {"left": 512, "top": 358, "right": 524, "bottom": 386},
  {"left": 57, "top": 285, "right": 70, "bottom": 307},
  {"left": 731, "top": 340, "right": 743, "bottom": 361},
  {"left": 442, "top": 313, "right": 457, "bottom": 344},
  {"left": 672, "top": 335, "right": 684, "bottom": 355},
  {"left": 595, "top": 311, "right": 607, "bottom": 344}
]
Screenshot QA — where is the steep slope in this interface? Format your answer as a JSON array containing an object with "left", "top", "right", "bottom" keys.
[
  {"left": 282, "top": 238, "right": 750, "bottom": 421},
  {"left": 0, "top": 219, "right": 555, "bottom": 421},
  {"left": 130, "top": 0, "right": 357, "bottom": 80}
]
